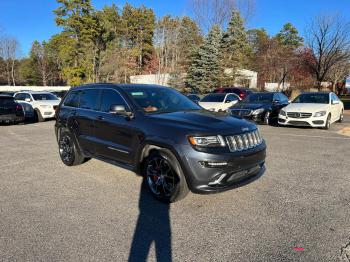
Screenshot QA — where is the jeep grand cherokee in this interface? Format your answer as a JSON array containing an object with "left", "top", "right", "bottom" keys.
[{"left": 55, "top": 84, "right": 266, "bottom": 202}]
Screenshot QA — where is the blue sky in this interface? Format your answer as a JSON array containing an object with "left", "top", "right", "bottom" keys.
[{"left": 0, "top": 0, "right": 348, "bottom": 56}]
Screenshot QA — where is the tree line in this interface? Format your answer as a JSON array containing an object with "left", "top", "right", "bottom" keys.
[{"left": 0, "top": 0, "right": 349, "bottom": 94}]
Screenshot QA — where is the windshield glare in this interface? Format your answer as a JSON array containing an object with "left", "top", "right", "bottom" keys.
[
  {"left": 242, "top": 93, "right": 272, "bottom": 103},
  {"left": 124, "top": 87, "right": 201, "bottom": 114},
  {"left": 200, "top": 94, "right": 226, "bottom": 102},
  {"left": 293, "top": 94, "right": 329, "bottom": 104},
  {"left": 32, "top": 93, "right": 59, "bottom": 101}
]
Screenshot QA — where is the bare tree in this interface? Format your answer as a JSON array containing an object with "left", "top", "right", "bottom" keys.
[
  {"left": 190, "top": 0, "right": 255, "bottom": 32},
  {"left": 305, "top": 15, "right": 350, "bottom": 90},
  {"left": 327, "top": 61, "right": 350, "bottom": 92},
  {"left": 0, "top": 37, "right": 19, "bottom": 86}
]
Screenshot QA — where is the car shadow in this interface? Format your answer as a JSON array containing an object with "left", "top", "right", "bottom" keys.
[{"left": 128, "top": 178, "right": 172, "bottom": 262}]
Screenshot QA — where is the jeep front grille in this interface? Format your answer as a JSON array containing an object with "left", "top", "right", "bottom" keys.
[{"left": 225, "top": 130, "right": 263, "bottom": 152}]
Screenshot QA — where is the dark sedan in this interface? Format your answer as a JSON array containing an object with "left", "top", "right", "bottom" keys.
[
  {"left": 229, "top": 92, "right": 289, "bottom": 125},
  {"left": 0, "top": 95, "right": 25, "bottom": 124}
]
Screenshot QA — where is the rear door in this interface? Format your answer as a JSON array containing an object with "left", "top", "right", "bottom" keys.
[
  {"left": 94, "top": 89, "right": 136, "bottom": 164},
  {"left": 76, "top": 88, "right": 101, "bottom": 155}
]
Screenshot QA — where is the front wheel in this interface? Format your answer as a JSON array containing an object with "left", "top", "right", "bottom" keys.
[
  {"left": 143, "top": 150, "right": 189, "bottom": 203},
  {"left": 323, "top": 114, "right": 331, "bottom": 130},
  {"left": 263, "top": 111, "right": 271, "bottom": 125}
]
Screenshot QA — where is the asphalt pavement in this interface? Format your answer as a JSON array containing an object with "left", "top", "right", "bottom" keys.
[{"left": 1, "top": 117, "right": 350, "bottom": 261}]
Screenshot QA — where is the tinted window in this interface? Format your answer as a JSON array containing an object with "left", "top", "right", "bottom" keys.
[
  {"left": 14, "top": 93, "right": 25, "bottom": 101},
  {"left": 293, "top": 93, "right": 329, "bottom": 104},
  {"left": 331, "top": 93, "right": 339, "bottom": 102},
  {"left": 123, "top": 86, "right": 200, "bottom": 114},
  {"left": 201, "top": 94, "right": 226, "bottom": 102},
  {"left": 32, "top": 93, "right": 59, "bottom": 101},
  {"left": 279, "top": 93, "right": 289, "bottom": 103},
  {"left": 79, "top": 89, "right": 100, "bottom": 110},
  {"left": 0, "top": 97, "right": 15, "bottom": 105},
  {"left": 100, "top": 89, "right": 128, "bottom": 113},
  {"left": 226, "top": 94, "right": 239, "bottom": 102},
  {"left": 242, "top": 93, "right": 273, "bottom": 103},
  {"left": 64, "top": 91, "right": 80, "bottom": 108}
]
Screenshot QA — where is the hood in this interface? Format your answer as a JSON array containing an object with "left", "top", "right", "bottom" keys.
[
  {"left": 148, "top": 110, "right": 256, "bottom": 135},
  {"left": 34, "top": 99, "right": 60, "bottom": 106},
  {"left": 198, "top": 102, "right": 223, "bottom": 110},
  {"left": 230, "top": 102, "right": 270, "bottom": 110},
  {"left": 285, "top": 103, "right": 328, "bottom": 112}
]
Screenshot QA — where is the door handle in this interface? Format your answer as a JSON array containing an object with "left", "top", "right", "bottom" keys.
[{"left": 97, "top": 116, "right": 104, "bottom": 120}]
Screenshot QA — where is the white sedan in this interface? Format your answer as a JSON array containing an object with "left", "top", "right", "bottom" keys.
[
  {"left": 199, "top": 93, "right": 240, "bottom": 112},
  {"left": 278, "top": 92, "right": 344, "bottom": 129}
]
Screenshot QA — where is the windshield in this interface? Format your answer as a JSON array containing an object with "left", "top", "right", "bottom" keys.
[
  {"left": 242, "top": 93, "right": 273, "bottom": 103},
  {"left": 293, "top": 93, "right": 329, "bottom": 104},
  {"left": 200, "top": 94, "right": 226, "bottom": 102},
  {"left": 32, "top": 93, "right": 59, "bottom": 101},
  {"left": 123, "top": 86, "right": 201, "bottom": 114},
  {"left": 0, "top": 97, "right": 15, "bottom": 105}
]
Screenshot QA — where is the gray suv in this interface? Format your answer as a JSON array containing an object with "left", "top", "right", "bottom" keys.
[{"left": 55, "top": 84, "right": 266, "bottom": 202}]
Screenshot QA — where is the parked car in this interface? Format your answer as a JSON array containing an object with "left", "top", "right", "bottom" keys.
[
  {"left": 186, "top": 94, "right": 200, "bottom": 104},
  {"left": 278, "top": 92, "right": 344, "bottom": 129},
  {"left": 14, "top": 91, "right": 60, "bottom": 122},
  {"left": 199, "top": 93, "right": 240, "bottom": 112},
  {"left": 229, "top": 92, "right": 289, "bottom": 125},
  {"left": 55, "top": 84, "right": 266, "bottom": 203},
  {"left": 213, "top": 87, "right": 253, "bottom": 100},
  {"left": 0, "top": 95, "right": 25, "bottom": 124}
]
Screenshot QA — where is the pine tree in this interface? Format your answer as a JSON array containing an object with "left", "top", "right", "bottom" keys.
[
  {"left": 275, "top": 23, "right": 303, "bottom": 49},
  {"left": 186, "top": 25, "right": 222, "bottom": 94},
  {"left": 220, "top": 11, "right": 251, "bottom": 86}
]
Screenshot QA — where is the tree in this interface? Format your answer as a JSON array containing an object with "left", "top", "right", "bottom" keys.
[
  {"left": 186, "top": 25, "right": 222, "bottom": 94},
  {"left": 190, "top": 0, "right": 255, "bottom": 32},
  {"left": 0, "top": 37, "right": 19, "bottom": 86},
  {"left": 275, "top": 23, "right": 303, "bottom": 49},
  {"left": 305, "top": 15, "right": 350, "bottom": 90},
  {"left": 220, "top": 10, "right": 251, "bottom": 86}
]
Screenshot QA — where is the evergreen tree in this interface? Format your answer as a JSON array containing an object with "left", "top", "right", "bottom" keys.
[
  {"left": 220, "top": 11, "right": 251, "bottom": 86},
  {"left": 186, "top": 25, "right": 222, "bottom": 94},
  {"left": 275, "top": 23, "right": 303, "bottom": 49}
]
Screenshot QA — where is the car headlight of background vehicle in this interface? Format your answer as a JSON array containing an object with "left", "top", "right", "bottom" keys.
[
  {"left": 279, "top": 109, "right": 286, "bottom": 116},
  {"left": 252, "top": 108, "right": 265, "bottom": 115},
  {"left": 314, "top": 111, "right": 326, "bottom": 117},
  {"left": 188, "top": 135, "right": 225, "bottom": 147}
]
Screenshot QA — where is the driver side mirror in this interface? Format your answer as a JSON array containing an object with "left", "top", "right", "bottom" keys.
[
  {"left": 332, "top": 100, "right": 339, "bottom": 105},
  {"left": 225, "top": 99, "right": 232, "bottom": 103},
  {"left": 25, "top": 98, "right": 32, "bottom": 102},
  {"left": 109, "top": 105, "right": 133, "bottom": 118}
]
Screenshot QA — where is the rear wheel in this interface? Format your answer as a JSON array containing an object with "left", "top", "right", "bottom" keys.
[
  {"left": 323, "top": 114, "right": 331, "bottom": 130},
  {"left": 338, "top": 110, "right": 344, "bottom": 123},
  {"left": 58, "top": 131, "right": 86, "bottom": 166},
  {"left": 34, "top": 109, "right": 45, "bottom": 122},
  {"left": 143, "top": 150, "right": 189, "bottom": 203}
]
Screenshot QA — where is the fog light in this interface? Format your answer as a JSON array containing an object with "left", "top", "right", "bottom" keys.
[
  {"left": 208, "top": 173, "right": 227, "bottom": 186},
  {"left": 199, "top": 161, "right": 228, "bottom": 168}
]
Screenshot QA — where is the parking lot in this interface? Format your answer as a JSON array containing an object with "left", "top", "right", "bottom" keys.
[{"left": 1, "top": 117, "right": 350, "bottom": 261}]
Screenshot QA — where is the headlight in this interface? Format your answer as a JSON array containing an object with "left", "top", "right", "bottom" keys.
[
  {"left": 314, "top": 111, "right": 326, "bottom": 117},
  {"left": 252, "top": 108, "right": 265, "bottom": 115},
  {"left": 188, "top": 135, "right": 226, "bottom": 147},
  {"left": 280, "top": 109, "right": 286, "bottom": 116},
  {"left": 40, "top": 105, "right": 51, "bottom": 109}
]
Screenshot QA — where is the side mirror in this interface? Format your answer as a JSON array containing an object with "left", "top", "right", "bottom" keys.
[
  {"left": 109, "top": 105, "right": 133, "bottom": 118},
  {"left": 332, "top": 100, "right": 340, "bottom": 105},
  {"left": 273, "top": 100, "right": 280, "bottom": 104},
  {"left": 25, "top": 98, "right": 32, "bottom": 102},
  {"left": 225, "top": 100, "right": 232, "bottom": 103}
]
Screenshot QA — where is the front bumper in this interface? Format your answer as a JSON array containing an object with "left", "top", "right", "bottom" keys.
[
  {"left": 178, "top": 142, "right": 266, "bottom": 194},
  {"left": 278, "top": 114, "right": 326, "bottom": 127},
  {"left": 41, "top": 110, "right": 56, "bottom": 119},
  {"left": 230, "top": 110, "right": 264, "bottom": 123}
]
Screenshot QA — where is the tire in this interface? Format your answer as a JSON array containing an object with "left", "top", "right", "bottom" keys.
[
  {"left": 143, "top": 149, "right": 189, "bottom": 203},
  {"left": 323, "top": 114, "right": 331, "bottom": 130},
  {"left": 263, "top": 111, "right": 271, "bottom": 125},
  {"left": 34, "top": 109, "right": 45, "bottom": 122},
  {"left": 338, "top": 110, "right": 344, "bottom": 123},
  {"left": 58, "top": 131, "right": 86, "bottom": 166}
]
